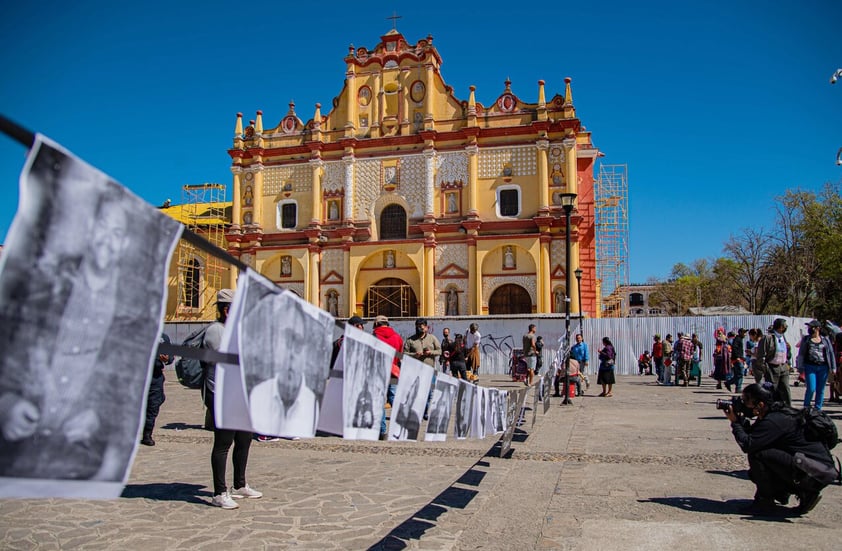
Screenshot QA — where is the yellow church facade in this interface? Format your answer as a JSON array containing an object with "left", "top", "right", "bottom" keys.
[{"left": 225, "top": 30, "right": 600, "bottom": 319}]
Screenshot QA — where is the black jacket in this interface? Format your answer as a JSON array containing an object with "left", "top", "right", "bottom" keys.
[{"left": 731, "top": 405, "right": 834, "bottom": 466}]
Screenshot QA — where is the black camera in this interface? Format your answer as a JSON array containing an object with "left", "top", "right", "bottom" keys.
[{"left": 716, "top": 396, "right": 753, "bottom": 417}]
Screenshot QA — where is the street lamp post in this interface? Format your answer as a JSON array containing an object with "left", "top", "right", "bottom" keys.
[
  {"left": 574, "top": 267, "right": 583, "bottom": 335},
  {"left": 560, "top": 192, "right": 577, "bottom": 405}
]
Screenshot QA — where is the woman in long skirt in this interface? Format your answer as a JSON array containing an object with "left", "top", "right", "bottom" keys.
[{"left": 597, "top": 336, "right": 616, "bottom": 397}]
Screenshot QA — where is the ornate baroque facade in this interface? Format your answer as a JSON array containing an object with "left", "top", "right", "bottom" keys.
[{"left": 226, "top": 29, "right": 600, "bottom": 318}]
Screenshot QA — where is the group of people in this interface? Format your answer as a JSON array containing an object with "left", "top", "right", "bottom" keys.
[
  {"left": 440, "top": 323, "right": 482, "bottom": 382},
  {"left": 645, "top": 332, "right": 705, "bottom": 387}
]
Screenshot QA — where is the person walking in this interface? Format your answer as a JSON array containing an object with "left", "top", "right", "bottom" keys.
[
  {"left": 373, "top": 315, "right": 403, "bottom": 439},
  {"left": 796, "top": 320, "right": 837, "bottom": 410},
  {"left": 597, "top": 337, "right": 616, "bottom": 397},
  {"left": 522, "top": 324, "right": 538, "bottom": 386},
  {"left": 141, "top": 332, "right": 172, "bottom": 446},
  {"left": 206, "top": 289, "right": 262, "bottom": 509},
  {"left": 465, "top": 323, "right": 481, "bottom": 381},
  {"left": 652, "top": 335, "right": 665, "bottom": 383},
  {"left": 712, "top": 328, "right": 731, "bottom": 391},
  {"left": 755, "top": 318, "right": 793, "bottom": 406},
  {"left": 449, "top": 334, "right": 468, "bottom": 380}
]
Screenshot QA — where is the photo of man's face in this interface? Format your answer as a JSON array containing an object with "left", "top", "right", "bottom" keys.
[{"left": 88, "top": 197, "right": 129, "bottom": 274}]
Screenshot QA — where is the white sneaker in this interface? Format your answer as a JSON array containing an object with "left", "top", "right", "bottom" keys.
[
  {"left": 231, "top": 484, "right": 263, "bottom": 499},
  {"left": 212, "top": 492, "right": 239, "bottom": 509}
]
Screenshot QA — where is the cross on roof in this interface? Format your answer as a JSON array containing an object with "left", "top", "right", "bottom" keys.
[{"left": 387, "top": 11, "right": 401, "bottom": 30}]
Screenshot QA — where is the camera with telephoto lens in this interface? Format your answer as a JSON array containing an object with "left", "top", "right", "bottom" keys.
[{"left": 716, "top": 396, "right": 753, "bottom": 416}]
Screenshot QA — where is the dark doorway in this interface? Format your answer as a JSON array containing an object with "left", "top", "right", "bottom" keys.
[{"left": 488, "top": 284, "right": 532, "bottom": 315}]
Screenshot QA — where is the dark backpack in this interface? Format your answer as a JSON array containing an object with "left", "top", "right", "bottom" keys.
[
  {"left": 174, "top": 327, "right": 208, "bottom": 389},
  {"left": 801, "top": 406, "right": 840, "bottom": 450}
]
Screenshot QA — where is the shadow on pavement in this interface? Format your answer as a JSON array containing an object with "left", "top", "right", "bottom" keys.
[
  {"left": 161, "top": 422, "right": 205, "bottom": 430},
  {"left": 641, "top": 497, "right": 797, "bottom": 521},
  {"left": 368, "top": 451, "right": 498, "bottom": 550},
  {"left": 706, "top": 469, "right": 749, "bottom": 480},
  {"left": 121, "top": 482, "right": 210, "bottom": 504}
]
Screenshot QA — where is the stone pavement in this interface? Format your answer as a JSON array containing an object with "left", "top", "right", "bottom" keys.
[{"left": 2, "top": 372, "right": 842, "bottom": 550}]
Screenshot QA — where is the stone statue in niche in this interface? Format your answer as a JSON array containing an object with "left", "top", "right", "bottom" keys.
[
  {"left": 447, "top": 192, "right": 458, "bottom": 213},
  {"left": 281, "top": 256, "right": 292, "bottom": 277},
  {"left": 503, "top": 246, "right": 515, "bottom": 269},
  {"left": 555, "top": 289, "right": 565, "bottom": 313},
  {"left": 446, "top": 288, "right": 458, "bottom": 316},
  {"left": 384, "top": 250, "right": 396, "bottom": 269},
  {"left": 328, "top": 200, "right": 339, "bottom": 220},
  {"left": 327, "top": 291, "right": 338, "bottom": 317}
]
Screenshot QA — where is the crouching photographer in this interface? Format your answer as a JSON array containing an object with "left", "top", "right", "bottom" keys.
[{"left": 722, "top": 383, "right": 838, "bottom": 515}]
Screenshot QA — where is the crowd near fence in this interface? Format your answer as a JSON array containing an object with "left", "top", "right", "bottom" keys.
[{"left": 166, "top": 314, "right": 813, "bottom": 378}]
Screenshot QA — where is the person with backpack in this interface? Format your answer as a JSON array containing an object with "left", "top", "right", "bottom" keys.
[
  {"left": 724, "top": 383, "right": 838, "bottom": 515},
  {"left": 674, "top": 332, "right": 694, "bottom": 387},
  {"left": 205, "top": 289, "right": 262, "bottom": 509},
  {"left": 755, "top": 318, "right": 794, "bottom": 406},
  {"left": 796, "top": 320, "right": 838, "bottom": 410}
]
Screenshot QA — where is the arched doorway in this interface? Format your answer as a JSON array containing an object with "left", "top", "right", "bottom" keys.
[
  {"left": 488, "top": 284, "right": 532, "bottom": 315},
  {"left": 364, "top": 277, "right": 418, "bottom": 318}
]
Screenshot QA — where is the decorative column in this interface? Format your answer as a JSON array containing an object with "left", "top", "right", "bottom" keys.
[
  {"left": 424, "top": 64, "right": 435, "bottom": 123},
  {"left": 424, "top": 239, "right": 436, "bottom": 317},
  {"left": 424, "top": 149, "right": 436, "bottom": 218},
  {"left": 309, "top": 158, "right": 323, "bottom": 224},
  {"left": 372, "top": 71, "right": 381, "bottom": 136},
  {"left": 307, "top": 244, "right": 320, "bottom": 305},
  {"left": 562, "top": 138, "right": 578, "bottom": 197},
  {"left": 252, "top": 164, "right": 264, "bottom": 230},
  {"left": 536, "top": 139, "right": 549, "bottom": 211},
  {"left": 400, "top": 68, "right": 410, "bottom": 134},
  {"left": 345, "top": 65, "right": 357, "bottom": 136},
  {"left": 540, "top": 235, "right": 552, "bottom": 312},
  {"left": 467, "top": 235, "right": 480, "bottom": 314},
  {"left": 231, "top": 167, "right": 242, "bottom": 228},
  {"left": 340, "top": 245, "right": 357, "bottom": 317},
  {"left": 343, "top": 155, "right": 355, "bottom": 220},
  {"left": 466, "top": 145, "right": 479, "bottom": 218}
]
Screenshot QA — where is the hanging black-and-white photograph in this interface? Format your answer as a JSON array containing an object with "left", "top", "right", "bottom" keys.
[
  {"left": 485, "top": 387, "right": 495, "bottom": 434},
  {"left": 492, "top": 390, "right": 507, "bottom": 434},
  {"left": 317, "top": 323, "right": 360, "bottom": 437},
  {"left": 389, "top": 357, "right": 433, "bottom": 441},
  {"left": 424, "top": 373, "right": 458, "bottom": 442},
  {"left": 342, "top": 328, "right": 394, "bottom": 441},
  {"left": 240, "top": 287, "right": 334, "bottom": 439},
  {"left": 473, "top": 386, "right": 488, "bottom": 439},
  {"left": 0, "top": 136, "right": 182, "bottom": 499},
  {"left": 542, "top": 370, "right": 553, "bottom": 414},
  {"left": 454, "top": 380, "right": 475, "bottom": 440}
]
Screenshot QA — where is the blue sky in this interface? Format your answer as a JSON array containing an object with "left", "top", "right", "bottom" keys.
[{"left": 1, "top": 1, "right": 840, "bottom": 284}]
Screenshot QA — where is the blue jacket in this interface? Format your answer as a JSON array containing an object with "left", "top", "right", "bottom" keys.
[{"left": 571, "top": 341, "right": 589, "bottom": 363}]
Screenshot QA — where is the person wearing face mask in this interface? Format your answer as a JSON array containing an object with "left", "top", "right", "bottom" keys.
[
  {"left": 796, "top": 320, "right": 837, "bottom": 410},
  {"left": 755, "top": 318, "right": 793, "bottom": 406}
]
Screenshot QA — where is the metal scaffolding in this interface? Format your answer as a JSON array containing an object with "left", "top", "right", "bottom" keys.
[
  {"left": 172, "top": 183, "right": 227, "bottom": 321},
  {"left": 594, "top": 164, "right": 629, "bottom": 317}
]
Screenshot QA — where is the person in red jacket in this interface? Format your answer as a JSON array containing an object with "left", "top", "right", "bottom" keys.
[{"left": 373, "top": 315, "right": 403, "bottom": 439}]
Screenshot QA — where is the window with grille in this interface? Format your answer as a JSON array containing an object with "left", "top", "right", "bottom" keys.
[
  {"left": 497, "top": 187, "right": 520, "bottom": 217},
  {"left": 380, "top": 204, "right": 407, "bottom": 239},
  {"left": 277, "top": 201, "right": 297, "bottom": 229}
]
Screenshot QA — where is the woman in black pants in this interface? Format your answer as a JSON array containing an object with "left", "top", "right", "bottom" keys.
[
  {"left": 204, "top": 289, "right": 262, "bottom": 509},
  {"left": 449, "top": 334, "right": 469, "bottom": 381}
]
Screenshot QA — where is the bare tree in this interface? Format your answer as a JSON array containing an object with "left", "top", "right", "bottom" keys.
[{"left": 722, "top": 228, "right": 773, "bottom": 313}]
